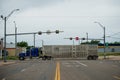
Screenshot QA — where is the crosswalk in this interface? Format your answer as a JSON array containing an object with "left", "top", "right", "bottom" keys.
[
  {"left": 61, "top": 61, "right": 88, "bottom": 67},
  {"left": 61, "top": 60, "right": 120, "bottom": 68},
  {"left": 17, "top": 59, "right": 120, "bottom": 68}
]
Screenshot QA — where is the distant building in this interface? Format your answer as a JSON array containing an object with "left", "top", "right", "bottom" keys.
[
  {"left": 6, "top": 43, "right": 16, "bottom": 56},
  {"left": 0, "top": 41, "right": 25, "bottom": 56}
]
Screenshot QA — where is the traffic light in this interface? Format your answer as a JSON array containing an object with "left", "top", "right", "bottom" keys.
[
  {"left": 55, "top": 30, "right": 59, "bottom": 34},
  {"left": 75, "top": 37, "right": 79, "bottom": 40},
  {"left": 82, "top": 38, "right": 85, "bottom": 40},
  {"left": 70, "top": 37, "right": 73, "bottom": 40},
  {"left": 46, "top": 30, "right": 51, "bottom": 35},
  {"left": 38, "top": 31, "right": 42, "bottom": 35}
]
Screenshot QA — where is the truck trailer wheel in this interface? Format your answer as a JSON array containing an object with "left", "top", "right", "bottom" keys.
[
  {"left": 93, "top": 56, "right": 98, "bottom": 60},
  {"left": 87, "top": 56, "right": 92, "bottom": 60},
  {"left": 42, "top": 57, "right": 46, "bottom": 60},
  {"left": 47, "top": 56, "right": 51, "bottom": 60}
]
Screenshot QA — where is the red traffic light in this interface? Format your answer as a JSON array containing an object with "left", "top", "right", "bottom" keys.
[{"left": 75, "top": 37, "right": 79, "bottom": 40}]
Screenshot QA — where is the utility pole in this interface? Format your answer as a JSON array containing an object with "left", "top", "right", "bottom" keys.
[
  {"left": 86, "top": 32, "right": 88, "bottom": 43},
  {"left": 4, "top": 17, "right": 7, "bottom": 62},
  {"left": 33, "top": 33, "right": 36, "bottom": 47}
]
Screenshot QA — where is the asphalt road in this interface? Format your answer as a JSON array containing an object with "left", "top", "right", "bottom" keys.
[{"left": 0, "top": 59, "right": 120, "bottom": 80}]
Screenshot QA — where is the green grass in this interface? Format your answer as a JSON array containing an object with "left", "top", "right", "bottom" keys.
[
  {"left": 7, "top": 56, "right": 18, "bottom": 60},
  {"left": 98, "top": 52, "right": 120, "bottom": 56},
  {"left": 0, "top": 56, "right": 18, "bottom": 60}
]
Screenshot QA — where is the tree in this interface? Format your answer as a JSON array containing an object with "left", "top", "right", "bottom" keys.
[
  {"left": 17, "top": 41, "right": 28, "bottom": 47},
  {"left": 90, "top": 40, "right": 100, "bottom": 44},
  {"left": 81, "top": 40, "right": 100, "bottom": 44},
  {"left": 113, "top": 41, "right": 120, "bottom": 44}
]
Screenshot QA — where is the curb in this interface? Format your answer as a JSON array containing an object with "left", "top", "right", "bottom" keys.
[
  {"left": 0, "top": 61, "right": 16, "bottom": 66},
  {"left": 98, "top": 56, "right": 120, "bottom": 60}
]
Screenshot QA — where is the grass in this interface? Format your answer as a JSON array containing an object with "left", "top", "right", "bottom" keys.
[
  {"left": 7, "top": 56, "right": 18, "bottom": 60},
  {"left": 98, "top": 52, "right": 120, "bottom": 56},
  {"left": 0, "top": 56, "right": 18, "bottom": 60}
]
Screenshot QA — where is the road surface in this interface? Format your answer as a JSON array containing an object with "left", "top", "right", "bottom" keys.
[{"left": 0, "top": 59, "right": 120, "bottom": 80}]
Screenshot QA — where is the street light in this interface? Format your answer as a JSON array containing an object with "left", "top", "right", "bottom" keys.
[
  {"left": 94, "top": 21, "right": 106, "bottom": 59},
  {"left": 1, "top": 9, "right": 20, "bottom": 62}
]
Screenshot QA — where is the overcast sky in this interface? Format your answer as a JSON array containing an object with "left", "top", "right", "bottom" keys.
[{"left": 0, "top": 0, "right": 120, "bottom": 46}]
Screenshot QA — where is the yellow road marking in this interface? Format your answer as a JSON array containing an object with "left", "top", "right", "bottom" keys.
[
  {"left": 55, "top": 62, "right": 60, "bottom": 80},
  {"left": 113, "top": 76, "right": 120, "bottom": 80}
]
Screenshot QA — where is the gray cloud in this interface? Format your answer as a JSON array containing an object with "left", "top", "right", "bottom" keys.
[{"left": 0, "top": 0, "right": 64, "bottom": 14}]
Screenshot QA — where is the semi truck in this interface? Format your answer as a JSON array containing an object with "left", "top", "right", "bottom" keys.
[
  {"left": 19, "top": 48, "right": 39, "bottom": 60},
  {"left": 18, "top": 47, "right": 53, "bottom": 60}
]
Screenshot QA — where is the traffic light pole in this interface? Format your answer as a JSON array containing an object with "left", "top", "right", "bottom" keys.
[
  {"left": 103, "top": 27, "right": 106, "bottom": 59},
  {"left": 6, "top": 30, "right": 63, "bottom": 48},
  {"left": 4, "top": 17, "right": 7, "bottom": 62},
  {"left": 14, "top": 21, "right": 17, "bottom": 56}
]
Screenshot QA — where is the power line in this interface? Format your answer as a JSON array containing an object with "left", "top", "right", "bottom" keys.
[
  {"left": 109, "top": 32, "right": 120, "bottom": 37},
  {"left": 107, "top": 36, "right": 120, "bottom": 39}
]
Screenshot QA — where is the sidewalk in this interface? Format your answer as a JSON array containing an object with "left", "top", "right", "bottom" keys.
[
  {"left": 0, "top": 60, "right": 16, "bottom": 66},
  {"left": 99, "top": 56, "right": 120, "bottom": 60}
]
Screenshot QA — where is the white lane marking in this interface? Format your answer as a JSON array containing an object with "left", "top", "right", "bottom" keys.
[
  {"left": 99, "top": 61, "right": 103, "bottom": 63},
  {"left": 75, "top": 65, "right": 80, "bottom": 67},
  {"left": 112, "top": 65, "right": 118, "bottom": 68},
  {"left": 66, "top": 65, "right": 72, "bottom": 67},
  {"left": 62, "top": 62, "right": 70, "bottom": 65},
  {"left": 32, "top": 65, "right": 35, "bottom": 67},
  {"left": 113, "top": 76, "right": 120, "bottom": 80},
  {"left": 75, "top": 61, "right": 88, "bottom": 67},
  {"left": 2, "top": 78, "right": 6, "bottom": 80},
  {"left": 62, "top": 62, "right": 71, "bottom": 67},
  {"left": 21, "top": 69, "right": 26, "bottom": 72}
]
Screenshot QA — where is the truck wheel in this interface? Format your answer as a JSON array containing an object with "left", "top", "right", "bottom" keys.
[
  {"left": 19, "top": 57, "right": 25, "bottom": 60},
  {"left": 42, "top": 57, "right": 46, "bottom": 60},
  {"left": 47, "top": 56, "right": 51, "bottom": 60},
  {"left": 87, "top": 56, "right": 92, "bottom": 60},
  {"left": 93, "top": 56, "right": 98, "bottom": 60},
  {"left": 93, "top": 56, "right": 96, "bottom": 60}
]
